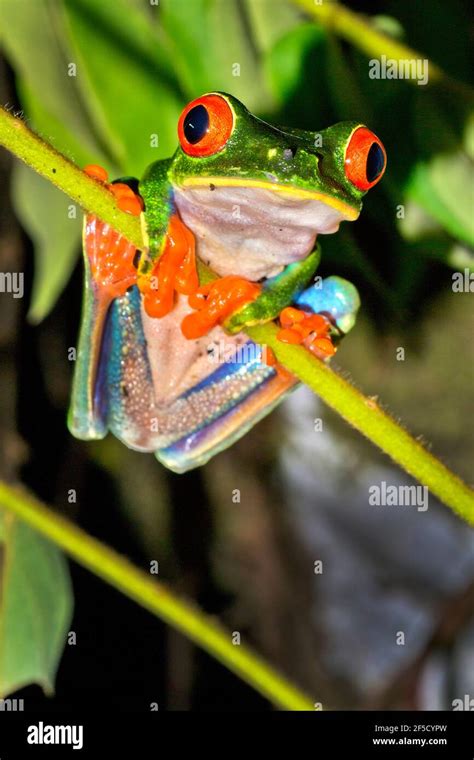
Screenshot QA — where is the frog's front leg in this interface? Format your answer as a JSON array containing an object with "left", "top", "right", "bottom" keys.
[
  {"left": 181, "top": 246, "right": 320, "bottom": 340},
  {"left": 139, "top": 213, "right": 199, "bottom": 318},
  {"left": 228, "top": 258, "right": 361, "bottom": 360},
  {"left": 181, "top": 243, "right": 360, "bottom": 363}
]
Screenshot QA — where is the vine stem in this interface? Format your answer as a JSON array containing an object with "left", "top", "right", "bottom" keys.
[
  {"left": 0, "top": 106, "right": 142, "bottom": 248},
  {"left": 0, "top": 481, "right": 315, "bottom": 711},
  {"left": 1, "top": 105, "right": 472, "bottom": 522},
  {"left": 247, "top": 323, "right": 474, "bottom": 524}
]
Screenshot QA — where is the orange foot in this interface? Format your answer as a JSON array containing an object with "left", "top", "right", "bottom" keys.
[
  {"left": 181, "top": 276, "right": 261, "bottom": 339},
  {"left": 277, "top": 306, "right": 336, "bottom": 360},
  {"left": 84, "top": 164, "right": 144, "bottom": 216},
  {"left": 83, "top": 165, "right": 144, "bottom": 299},
  {"left": 140, "top": 214, "right": 199, "bottom": 319},
  {"left": 109, "top": 182, "right": 143, "bottom": 216},
  {"left": 85, "top": 215, "right": 137, "bottom": 300}
]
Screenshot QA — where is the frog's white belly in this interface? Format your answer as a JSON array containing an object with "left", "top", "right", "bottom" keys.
[
  {"left": 140, "top": 295, "right": 249, "bottom": 405},
  {"left": 174, "top": 185, "right": 350, "bottom": 281},
  {"left": 103, "top": 290, "right": 282, "bottom": 455}
]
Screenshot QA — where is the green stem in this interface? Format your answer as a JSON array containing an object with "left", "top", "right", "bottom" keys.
[
  {"left": 0, "top": 104, "right": 473, "bottom": 522},
  {"left": 248, "top": 323, "right": 474, "bottom": 524},
  {"left": 293, "top": 0, "right": 474, "bottom": 99},
  {"left": 0, "top": 106, "right": 141, "bottom": 247},
  {"left": 0, "top": 481, "right": 315, "bottom": 711}
]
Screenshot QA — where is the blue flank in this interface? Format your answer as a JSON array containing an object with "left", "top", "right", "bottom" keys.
[{"left": 182, "top": 340, "right": 272, "bottom": 398}]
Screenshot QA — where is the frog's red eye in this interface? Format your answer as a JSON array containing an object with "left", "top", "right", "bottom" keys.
[
  {"left": 344, "top": 127, "right": 386, "bottom": 191},
  {"left": 178, "top": 94, "right": 234, "bottom": 157}
]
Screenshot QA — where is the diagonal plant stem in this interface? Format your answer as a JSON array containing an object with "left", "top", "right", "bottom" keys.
[
  {"left": 247, "top": 323, "right": 474, "bottom": 524},
  {"left": 0, "top": 104, "right": 473, "bottom": 523},
  {"left": 0, "top": 106, "right": 142, "bottom": 247},
  {"left": 0, "top": 481, "right": 315, "bottom": 711},
  {"left": 293, "top": 0, "right": 474, "bottom": 99}
]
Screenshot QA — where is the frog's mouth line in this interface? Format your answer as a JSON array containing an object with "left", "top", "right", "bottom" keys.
[
  {"left": 174, "top": 180, "right": 359, "bottom": 281},
  {"left": 179, "top": 176, "right": 360, "bottom": 221}
]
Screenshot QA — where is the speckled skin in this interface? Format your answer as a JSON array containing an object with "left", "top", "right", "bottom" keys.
[
  {"left": 69, "top": 93, "right": 379, "bottom": 472},
  {"left": 98, "top": 287, "right": 289, "bottom": 452}
]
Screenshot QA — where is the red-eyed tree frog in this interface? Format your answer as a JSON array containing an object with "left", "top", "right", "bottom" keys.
[{"left": 68, "top": 93, "right": 386, "bottom": 472}]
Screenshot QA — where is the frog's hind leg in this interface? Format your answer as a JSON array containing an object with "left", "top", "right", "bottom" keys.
[
  {"left": 155, "top": 340, "right": 297, "bottom": 473},
  {"left": 97, "top": 285, "right": 160, "bottom": 451},
  {"left": 68, "top": 203, "right": 139, "bottom": 439}
]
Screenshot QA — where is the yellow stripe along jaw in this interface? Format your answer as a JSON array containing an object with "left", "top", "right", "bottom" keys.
[{"left": 179, "top": 175, "right": 361, "bottom": 221}]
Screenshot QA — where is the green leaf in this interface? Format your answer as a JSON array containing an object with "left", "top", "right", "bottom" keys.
[
  {"left": 159, "top": 0, "right": 222, "bottom": 96},
  {"left": 11, "top": 162, "right": 81, "bottom": 323},
  {"left": 0, "top": 509, "right": 73, "bottom": 697},
  {"left": 0, "top": 0, "right": 111, "bottom": 320},
  {"left": 208, "top": 0, "right": 270, "bottom": 111},
  {"left": 447, "top": 243, "right": 474, "bottom": 271},
  {"left": 243, "top": 0, "right": 303, "bottom": 53},
  {"left": 405, "top": 94, "right": 474, "bottom": 246},
  {"left": 264, "top": 23, "right": 325, "bottom": 106},
  {"left": 263, "top": 22, "right": 330, "bottom": 129},
  {"left": 406, "top": 161, "right": 474, "bottom": 248},
  {"left": 0, "top": 0, "right": 101, "bottom": 156},
  {"left": 160, "top": 0, "right": 270, "bottom": 112},
  {"left": 62, "top": 0, "right": 183, "bottom": 175},
  {"left": 11, "top": 79, "right": 108, "bottom": 322}
]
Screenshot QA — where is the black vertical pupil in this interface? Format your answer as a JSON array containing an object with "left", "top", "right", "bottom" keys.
[
  {"left": 366, "top": 142, "right": 385, "bottom": 182},
  {"left": 184, "top": 105, "right": 209, "bottom": 144}
]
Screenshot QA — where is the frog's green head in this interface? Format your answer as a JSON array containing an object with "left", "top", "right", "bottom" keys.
[{"left": 167, "top": 93, "right": 387, "bottom": 279}]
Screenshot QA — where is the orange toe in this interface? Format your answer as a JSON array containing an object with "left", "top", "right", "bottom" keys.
[
  {"left": 140, "top": 214, "right": 199, "bottom": 319},
  {"left": 279, "top": 306, "right": 306, "bottom": 328},
  {"left": 109, "top": 182, "right": 144, "bottom": 216},
  {"left": 181, "top": 276, "right": 260, "bottom": 339},
  {"left": 116, "top": 195, "right": 143, "bottom": 216},
  {"left": 109, "top": 182, "right": 136, "bottom": 199},
  {"left": 277, "top": 305, "right": 336, "bottom": 358},
  {"left": 84, "top": 164, "right": 109, "bottom": 182},
  {"left": 276, "top": 327, "right": 304, "bottom": 345},
  {"left": 188, "top": 282, "right": 213, "bottom": 310},
  {"left": 308, "top": 336, "right": 336, "bottom": 359}
]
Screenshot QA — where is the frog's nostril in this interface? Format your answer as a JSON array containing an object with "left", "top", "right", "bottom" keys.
[{"left": 283, "top": 147, "right": 297, "bottom": 160}]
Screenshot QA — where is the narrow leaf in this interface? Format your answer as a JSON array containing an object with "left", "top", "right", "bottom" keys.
[
  {"left": 11, "top": 162, "right": 81, "bottom": 323},
  {"left": 0, "top": 509, "right": 73, "bottom": 697}
]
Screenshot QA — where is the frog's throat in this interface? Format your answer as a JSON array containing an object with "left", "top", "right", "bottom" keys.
[{"left": 179, "top": 176, "right": 360, "bottom": 221}]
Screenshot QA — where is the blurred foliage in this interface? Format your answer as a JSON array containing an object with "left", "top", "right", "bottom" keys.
[
  {"left": 0, "top": 0, "right": 472, "bottom": 323},
  {"left": 0, "top": 510, "right": 73, "bottom": 697},
  {"left": 11, "top": 165, "right": 81, "bottom": 321}
]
